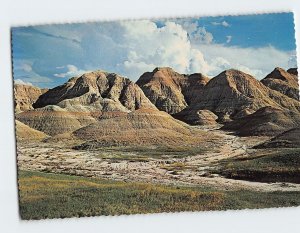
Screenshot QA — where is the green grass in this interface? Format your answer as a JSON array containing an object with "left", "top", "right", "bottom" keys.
[
  {"left": 18, "top": 170, "right": 300, "bottom": 220},
  {"left": 93, "top": 146, "right": 207, "bottom": 161},
  {"left": 214, "top": 148, "right": 300, "bottom": 183},
  {"left": 159, "top": 162, "right": 198, "bottom": 173}
]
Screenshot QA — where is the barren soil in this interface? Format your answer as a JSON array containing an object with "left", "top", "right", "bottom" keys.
[{"left": 17, "top": 126, "right": 300, "bottom": 192}]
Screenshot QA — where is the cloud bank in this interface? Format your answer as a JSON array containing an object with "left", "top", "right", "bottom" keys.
[
  {"left": 12, "top": 18, "right": 297, "bottom": 87},
  {"left": 54, "top": 64, "right": 88, "bottom": 78}
]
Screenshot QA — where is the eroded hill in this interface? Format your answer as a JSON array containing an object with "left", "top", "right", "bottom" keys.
[
  {"left": 173, "top": 69, "right": 300, "bottom": 125},
  {"left": 33, "top": 71, "right": 156, "bottom": 112},
  {"left": 14, "top": 84, "right": 48, "bottom": 112},
  {"left": 261, "top": 67, "right": 299, "bottom": 100},
  {"left": 136, "top": 67, "right": 209, "bottom": 114},
  {"left": 221, "top": 106, "right": 300, "bottom": 136}
]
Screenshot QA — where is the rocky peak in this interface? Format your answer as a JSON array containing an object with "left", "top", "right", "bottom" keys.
[
  {"left": 287, "top": 68, "right": 298, "bottom": 76},
  {"left": 136, "top": 68, "right": 188, "bottom": 114},
  {"left": 33, "top": 70, "right": 156, "bottom": 112},
  {"left": 215, "top": 69, "right": 256, "bottom": 82},
  {"left": 136, "top": 67, "right": 208, "bottom": 114},
  {"left": 264, "top": 67, "right": 295, "bottom": 82},
  {"left": 153, "top": 67, "right": 175, "bottom": 73},
  {"left": 138, "top": 67, "right": 184, "bottom": 86},
  {"left": 206, "top": 69, "right": 263, "bottom": 97},
  {"left": 261, "top": 67, "right": 299, "bottom": 100},
  {"left": 14, "top": 84, "right": 48, "bottom": 112},
  {"left": 186, "top": 73, "right": 210, "bottom": 84},
  {"left": 174, "top": 68, "right": 300, "bottom": 125},
  {"left": 180, "top": 73, "right": 210, "bottom": 105}
]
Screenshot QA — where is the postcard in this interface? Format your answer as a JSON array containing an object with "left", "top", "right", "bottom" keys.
[{"left": 12, "top": 12, "right": 300, "bottom": 220}]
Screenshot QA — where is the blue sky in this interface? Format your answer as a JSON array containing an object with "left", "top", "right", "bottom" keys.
[
  {"left": 190, "top": 13, "right": 296, "bottom": 50},
  {"left": 12, "top": 12, "right": 297, "bottom": 88}
]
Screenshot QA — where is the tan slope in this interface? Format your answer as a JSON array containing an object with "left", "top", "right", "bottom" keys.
[
  {"left": 16, "top": 105, "right": 98, "bottom": 136},
  {"left": 136, "top": 67, "right": 209, "bottom": 114},
  {"left": 73, "top": 108, "right": 214, "bottom": 148},
  {"left": 33, "top": 71, "right": 156, "bottom": 112},
  {"left": 175, "top": 69, "right": 300, "bottom": 124},
  {"left": 15, "top": 120, "right": 48, "bottom": 141},
  {"left": 14, "top": 84, "right": 48, "bottom": 112},
  {"left": 261, "top": 67, "right": 299, "bottom": 100},
  {"left": 221, "top": 106, "right": 300, "bottom": 136}
]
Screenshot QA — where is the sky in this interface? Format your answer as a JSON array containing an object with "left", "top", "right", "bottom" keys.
[{"left": 12, "top": 12, "right": 297, "bottom": 88}]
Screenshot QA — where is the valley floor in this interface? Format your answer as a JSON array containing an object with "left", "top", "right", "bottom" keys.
[{"left": 17, "top": 127, "right": 300, "bottom": 219}]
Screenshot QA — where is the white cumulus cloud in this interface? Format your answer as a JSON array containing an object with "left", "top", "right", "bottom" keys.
[
  {"left": 116, "top": 20, "right": 294, "bottom": 80},
  {"left": 21, "top": 63, "right": 33, "bottom": 72},
  {"left": 54, "top": 64, "right": 88, "bottom": 78},
  {"left": 226, "top": 35, "right": 232, "bottom": 43},
  {"left": 211, "top": 21, "right": 230, "bottom": 27},
  {"left": 195, "top": 44, "right": 296, "bottom": 79},
  {"left": 118, "top": 20, "right": 212, "bottom": 78},
  {"left": 192, "top": 27, "right": 214, "bottom": 44},
  {"left": 14, "top": 79, "right": 33, "bottom": 86},
  {"left": 13, "top": 19, "right": 297, "bottom": 85}
]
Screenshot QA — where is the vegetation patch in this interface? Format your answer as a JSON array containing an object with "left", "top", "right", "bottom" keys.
[
  {"left": 214, "top": 148, "right": 300, "bottom": 183},
  {"left": 93, "top": 146, "right": 207, "bottom": 161},
  {"left": 18, "top": 170, "right": 300, "bottom": 220}
]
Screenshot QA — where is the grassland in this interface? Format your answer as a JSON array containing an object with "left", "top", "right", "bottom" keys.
[
  {"left": 18, "top": 170, "right": 300, "bottom": 220},
  {"left": 90, "top": 145, "right": 208, "bottom": 161},
  {"left": 214, "top": 148, "right": 300, "bottom": 183}
]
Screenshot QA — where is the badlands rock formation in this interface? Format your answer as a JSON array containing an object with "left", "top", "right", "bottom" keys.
[
  {"left": 17, "top": 71, "right": 157, "bottom": 137},
  {"left": 14, "top": 67, "right": 300, "bottom": 140},
  {"left": 16, "top": 105, "right": 97, "bottom": 136},
  {"left": 73, "top": 108, "right": 213, "bottom": 148},
  {"left": 33, "top": 71, "right": 156, "bottom": 112},
  {"left": 174, "top": 69, "right": 300, "bottom": 124},
  {"left": 222, "top": 106, "right": 300, "bottom": 136},
  {"left": 287, "top": 68, "right": 298, "bottom": 76},
  {"left": 16, "top": 70, "right": 212, "bottom": 147},
  {"left": 261, "top": 67, "right": 299, "bottom": 100},
  {"left": 136, "top": 67, "right": 209, "bottom": 114},
  {"left": 15, "top": 120, "right": 48, "bottom": 141},
  {"left": 174, "top": 109, "right": 218, "bottom": 125},
  {"left": 255, "top": 127, "right": 300, "bottom": 148},
  {"left": 14, "top": 84, "right": 47, "bottom": 112}
]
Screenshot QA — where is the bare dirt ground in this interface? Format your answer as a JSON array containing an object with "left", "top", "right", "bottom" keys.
[{"left": 17, "top": 126, "right": 300, "bottom": 192}]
